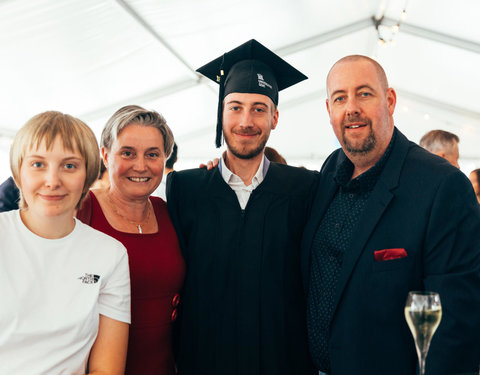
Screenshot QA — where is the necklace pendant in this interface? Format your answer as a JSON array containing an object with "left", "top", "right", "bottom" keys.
[{"left": 138, "top": 224, "right": 142, "bottom": 234}]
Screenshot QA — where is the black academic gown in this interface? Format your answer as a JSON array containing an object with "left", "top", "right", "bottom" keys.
[{"left": 167, "top": 162, "right": 317, "bottom": 375}]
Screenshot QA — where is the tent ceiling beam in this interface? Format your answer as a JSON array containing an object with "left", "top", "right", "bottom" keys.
[
  {"left": 395, "top": 88, "right": 480, "bottom": 120},
  {"left": 113, "top": 0, "right": 199, "bottom": 75},
  {"left": 80, "top": 77, "right": 199, "bottom": 121},
  {"left": 276, "top": 18, "right": 373, "bottom": 56},
  {"left": 276, "top": 17, "right": 480, "bottom": 57},
  {"left": 78, "top": 10, "right": 479, "bottom": 128},
  {"left": 382, "top": 16, "right": 480, "bottom": 54}
]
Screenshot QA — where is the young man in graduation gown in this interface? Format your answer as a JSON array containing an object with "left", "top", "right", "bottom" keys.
[{"left": 167, "top": 40, "right": 317, "bottom": 375}]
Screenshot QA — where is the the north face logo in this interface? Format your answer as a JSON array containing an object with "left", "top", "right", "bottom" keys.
[{"left": 78, "top": 273, "right": 100, "bottom": 284}]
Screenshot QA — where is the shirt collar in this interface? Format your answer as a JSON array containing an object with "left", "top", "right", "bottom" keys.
[
  {"left": 335, "top": 128, "right": 397, "bottom": 193},
  {"left": 219, "top": 154, "right": 270, "bottom": 187}
]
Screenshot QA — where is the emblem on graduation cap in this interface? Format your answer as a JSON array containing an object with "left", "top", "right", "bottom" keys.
[{"left": 196, "top": 39, "right": 308, "bottom": 148}]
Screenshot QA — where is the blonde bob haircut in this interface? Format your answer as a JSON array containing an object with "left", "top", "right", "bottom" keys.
[
  {"left": 10, "top": 111, "right": 101, "bottom": 209},
  {"left": 101, "top": 105, "right": 174, "bottom": 158}
]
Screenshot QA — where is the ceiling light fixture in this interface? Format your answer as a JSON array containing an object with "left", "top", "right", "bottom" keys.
[{"left": 372, "top": 0, "right": 409, "bottom": 47}]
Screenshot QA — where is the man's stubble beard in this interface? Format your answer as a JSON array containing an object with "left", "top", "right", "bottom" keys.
[
  {"left": 223, "top": 120, "right": 271, "bottom": 160},
  {"left": 224, "top": 134, "right": 268, "bottom": 160},
  {"left": 342, "top": 117, "right": 376, "bottom": 156}
]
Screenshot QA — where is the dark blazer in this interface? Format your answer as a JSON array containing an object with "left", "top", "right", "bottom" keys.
[{"left": 302, "top": 129, "right": 480, "bottom": 375}]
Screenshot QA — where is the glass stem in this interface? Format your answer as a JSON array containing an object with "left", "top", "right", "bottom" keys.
[{"left": 419, "top": 354, "right": 426, "bottom": 375}]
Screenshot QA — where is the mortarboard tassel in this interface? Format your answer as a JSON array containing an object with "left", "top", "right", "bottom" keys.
[{"left": 215, "top": 55, "right": 226, "bottom": 148}]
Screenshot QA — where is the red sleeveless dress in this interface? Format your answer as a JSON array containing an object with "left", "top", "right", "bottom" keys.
[{"left": 77, "top": 191, "right": 185, "bottom": 375}]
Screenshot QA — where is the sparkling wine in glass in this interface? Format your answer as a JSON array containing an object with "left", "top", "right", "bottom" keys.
[{"left": 404, "top": 291, "right": 442, "bottom": 375}]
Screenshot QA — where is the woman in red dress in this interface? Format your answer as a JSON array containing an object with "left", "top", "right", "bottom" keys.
[{"left": 77, "top": 105, "right": 185, "bottom": 375}]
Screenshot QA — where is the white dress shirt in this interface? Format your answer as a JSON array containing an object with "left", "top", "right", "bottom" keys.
[{"left": 219, "top": 155, "right": 268, "bottom": 209}]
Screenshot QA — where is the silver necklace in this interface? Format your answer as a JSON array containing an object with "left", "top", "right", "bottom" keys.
[{"left": 106, "top": 194, "right": 151, "bottom": 234}]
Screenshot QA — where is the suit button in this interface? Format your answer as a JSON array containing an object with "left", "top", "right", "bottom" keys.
[
  {"left": 172, "top": 294, "right": 180, "bottom": 307},
  {"left": 171, "top": 309, "right": 178, "bottom": 322}
]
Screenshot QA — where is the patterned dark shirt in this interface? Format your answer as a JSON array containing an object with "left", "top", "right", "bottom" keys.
[{"left": 307, "top": 130, "right": 396, "bottom": 373}]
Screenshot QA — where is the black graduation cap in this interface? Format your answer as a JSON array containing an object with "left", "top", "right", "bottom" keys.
[{"left": 196, "top": 39, "right": 308, "bottom": 147}]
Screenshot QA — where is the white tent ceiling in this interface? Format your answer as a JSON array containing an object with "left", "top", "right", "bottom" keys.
[{"left": 0, "top": 0, "right": 479, "bottom": 178}]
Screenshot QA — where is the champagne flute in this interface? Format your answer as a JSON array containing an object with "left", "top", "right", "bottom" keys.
[{"left": 404, "top": 291, "right": 442, "bottom": 375}]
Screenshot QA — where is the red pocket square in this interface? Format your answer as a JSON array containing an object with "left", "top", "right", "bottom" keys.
[{"left": 374, "top": 248, "right": 407, "bottom": 261}]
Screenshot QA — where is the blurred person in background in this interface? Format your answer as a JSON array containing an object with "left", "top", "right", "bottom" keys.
[
  {"left": 0, "top": 176, "right": 19, "bottom": 212},
  {"left": 0, "top": 111, "right": 130, "bottom": 374},
  {"left": 264, "top": 146, "right": 287, "bottom": 164},
  {"left": 76, "top": 105, "right": 185, "bottom": 375},
  {"left": 419, "top": 129, "right": 460, "bottom": 168},
  {"left": 469, "top": 168, "right": 480, "bottom": 204}
]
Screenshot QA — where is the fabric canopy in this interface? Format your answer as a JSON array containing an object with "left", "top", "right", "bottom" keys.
[{"left": 0, "top": 0, "right": 479, "bottom": 177}]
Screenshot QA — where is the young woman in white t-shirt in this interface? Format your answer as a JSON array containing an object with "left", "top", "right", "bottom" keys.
[{"left": 0, "top": 111, "right": 131, "bottom": 375}]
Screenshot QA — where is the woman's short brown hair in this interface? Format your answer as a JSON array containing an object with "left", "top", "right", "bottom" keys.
[{"left": 10, "top": 111, "right": 100, "bottom": 209}]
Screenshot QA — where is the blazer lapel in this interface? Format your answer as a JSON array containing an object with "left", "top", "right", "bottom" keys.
[{"left": 329, "top": 129, "right": 411, "bottom": 320}]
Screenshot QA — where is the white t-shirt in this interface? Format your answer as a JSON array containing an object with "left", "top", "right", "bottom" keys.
[{"left": 0, "top": 210, "right": 131, "bottom": 375}]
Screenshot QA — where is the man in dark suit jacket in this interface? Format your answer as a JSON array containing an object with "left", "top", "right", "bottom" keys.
[{"left": 303, "top": 55, "right": 480, "bottom": 375}]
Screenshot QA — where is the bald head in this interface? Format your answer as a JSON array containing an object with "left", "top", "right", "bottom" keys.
[
  {"left": 327, "top": 55, "right": 389, "bottom": 96},
  {"left": 324, "top": 54, "right": 397, "bottom": 177}
]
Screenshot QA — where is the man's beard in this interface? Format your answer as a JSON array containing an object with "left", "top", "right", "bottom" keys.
[
  {"left": 342, "top": 117, "right": 376, "bottom": 155},
  {"left": 224, "top": 131, "right": 269, "bottom": 160}
]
